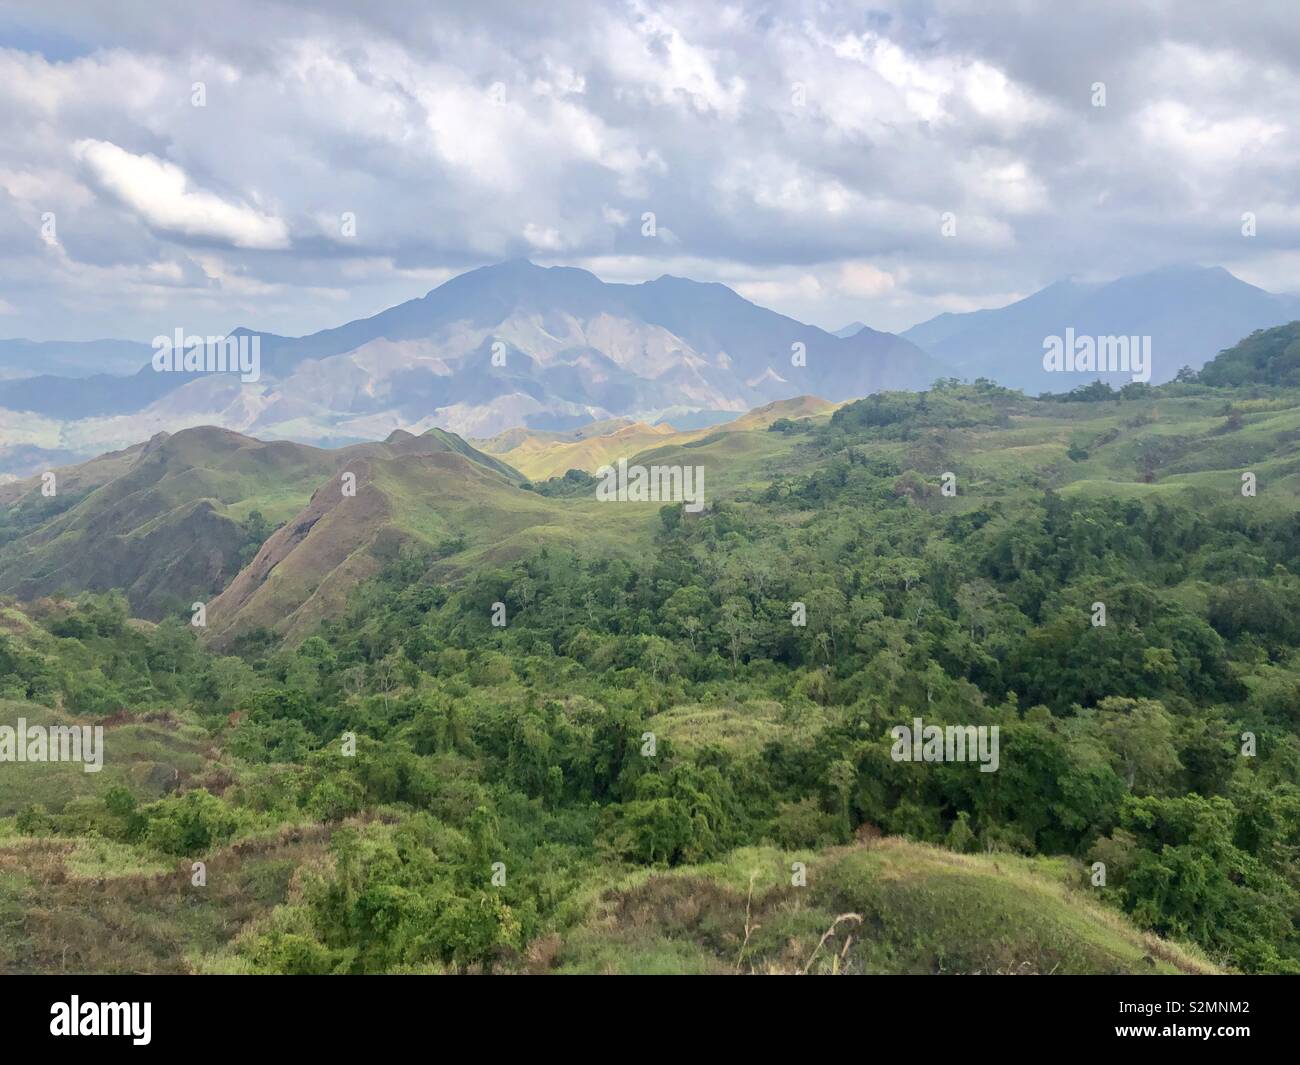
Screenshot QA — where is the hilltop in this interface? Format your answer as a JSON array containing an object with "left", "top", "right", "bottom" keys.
[
  {"left": 0, "top": 425, "right": 513, "bottom": 619},
  {"left": 557, "top": 840, "right": 1218, "bottom": 975}
]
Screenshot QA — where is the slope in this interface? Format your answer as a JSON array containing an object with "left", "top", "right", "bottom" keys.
[
  {"left": 0, "top": 260, "right": 941, "bottom": 467},
  {"left": 557, "top": 839, "right": 1219, "bottom": 975},
  {"left": 482, "top": 396, "right": 838, "bottom": 480},
  {"left": 203, "top": 449, "right": 577, "bottom": 645}
]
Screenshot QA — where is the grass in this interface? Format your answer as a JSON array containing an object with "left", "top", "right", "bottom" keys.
[
  {"left": 0, "top": 810, "right": 1219, "bottom": 975},
  {"left": 0, "top": 701, "right": 210, "bottom": 816},
  {"left": 550, "top": 838, "right": 1220, "bottom": 976},
  {"left": 646, "top": 700, "right": 794, "bottom": 756},
  {"left": 0, "top": 823, "right": 335, "bottom": 974}
]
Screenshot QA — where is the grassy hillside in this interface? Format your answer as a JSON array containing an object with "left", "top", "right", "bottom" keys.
[
  {"left": 203, "top": 400, "right": 843, "bottom": 643},
  {"left": 497, "top": 422, "right": 690, "bottom": 481},
  {"left": 0, "top": 425, "right": 518, "bottom": 621},
  {"left": 557, "top": 839, "right": 1217, "bottom": 975},
  {"left": 0, "top": 702, "right": 209, "bottom": 819},
  {"left": 476, "top": 397, "right": 840, "bottom": 481},
  {"left": 204, "top": 449, "right": 575, "bottom": 645}
]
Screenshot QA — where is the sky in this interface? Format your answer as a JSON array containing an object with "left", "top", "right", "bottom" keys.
[{"left": 0, "top": 0, "right": 1296, "bottom": 342}]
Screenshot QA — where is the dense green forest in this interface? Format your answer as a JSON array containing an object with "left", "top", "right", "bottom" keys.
[{"left": 3, "top": 327, "right": 1300, "bottom": 974}]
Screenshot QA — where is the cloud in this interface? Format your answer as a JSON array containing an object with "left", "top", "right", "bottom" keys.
[
  {"left": 0, "top": 0, "right": 1293, "bottom": 341},
  {"left": 522, "top": 223, "right": 569, "bottom": 251},
  {"left": 72, "top": 139, "right": 290, "bottom": 249},
  {"left": 838, "top": 262, "right": 897, "bottom": 299}
]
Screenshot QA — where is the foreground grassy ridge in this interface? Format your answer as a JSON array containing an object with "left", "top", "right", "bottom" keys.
[
  {"left": 557, "top": 839, "right": 1219, "bottom": 975},
  {"left": 0, "top": 813, "right": 1215, "bottom": 975},
  {"left": 0, "top": 822, "right": 335, "bottom": 974}
]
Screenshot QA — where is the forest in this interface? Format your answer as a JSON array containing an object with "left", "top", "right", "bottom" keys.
[{"left": 2, "top": 325, "right": 1300, "bottom": 974}]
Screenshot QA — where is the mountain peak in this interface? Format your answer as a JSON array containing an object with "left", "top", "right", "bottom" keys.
[{"left": 494, "top": 256, "right": 542, "bottom": 271}]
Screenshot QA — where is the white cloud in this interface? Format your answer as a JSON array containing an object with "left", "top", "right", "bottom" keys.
[
  {"left": 604, "top": 4, "right": 746, "bottom": 116},
  {"left": 838, "top": 262, "right": 897, "bottom": 298},
  {"left": 734, "top": 273, "right": 824, "bottom": 305},
  {"left": 523, "top": 223, "right": 569, "bottom": 251},
  {"left": 73, "top": 139, "right": 290, "bottom": 249},
  {"left": 1136, "top": 102, "right": 1284, "bottom": 170}
]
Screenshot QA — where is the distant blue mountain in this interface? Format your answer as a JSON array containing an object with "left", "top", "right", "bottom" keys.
[
  {"left": 0, "top": 338, "right": 150, "bottom": 379},
  {"left": 901, "top": 265, "right": 1300, "bottom": 392}
]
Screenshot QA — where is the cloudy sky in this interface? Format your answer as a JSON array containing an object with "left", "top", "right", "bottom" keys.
[{"left": 0, "top": 0, "right": 1296, "bottom": 342}]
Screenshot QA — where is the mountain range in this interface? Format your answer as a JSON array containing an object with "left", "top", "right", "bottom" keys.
[
  {"left": 2, "top": 261, "right": 1297, "bottom": 482},
  {"left": 8, "top": 311, "right": 1300, "bottom": 646},
  {"left": 0, "top": 260, "right": 937, "bottom": 479},
  {"left": 3, "top": 322, "right": 1300, "bottom": 975}
]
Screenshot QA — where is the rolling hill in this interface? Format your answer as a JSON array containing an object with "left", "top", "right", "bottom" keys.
[
  {"left": 475, "top": 396, "right": 839, "bottom": 480},
  {"left": 556, "top": 839, "right": 1218, "bottom": 975},
  {"left": 202, "top": 400, "right": 830, "bottom": 643},
  {"left": 203, "top": 447, "right": 562, "bottom": 645},
  {"left": 4, "top": 333, "right": 1300, "bottom": 975},
  {"left": 476, "top": 420, "right": 688, "bottom": 481}
]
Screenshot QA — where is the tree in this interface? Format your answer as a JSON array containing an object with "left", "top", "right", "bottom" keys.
[
  {"left": 1096, "top": 697, "right": 1182, "bottom": 794},
  {"left": 719, "top": 597, "right": 752, "bottom": 670}
]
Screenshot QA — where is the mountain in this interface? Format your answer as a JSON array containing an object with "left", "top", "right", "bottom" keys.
[
  {"left": 203, "top": 446, "right": 554, "bottom": 645},
  {"left": 12, "top": 375, "right": 1297, "bottom": 974},
  {"left": 0, "top": 424, "right": 516, "bottom": 619},
  {"left": 0, "top": 261, "right": 941, "bottom": 475},
  {"left": 0, "top": 338, "right": 151, "bottom": 380},
  {"left": 201, "top": 394, "right": 852, "bottom": 643},
  {"left": 901, "top": 265, "right": 1300, "bottom": 393},
  {"left": 833, "top": 321, "right": 868, "bottom": 338},
  {"left": 2, "top": 394, "right": 845, "bottom": 641}
]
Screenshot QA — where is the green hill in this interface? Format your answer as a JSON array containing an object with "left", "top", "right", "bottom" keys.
[
  {"left": 204, "top": 449, "right": 571, "bottom": 644},
  {"left": 0, "top": 826, "right": 1215, "bottom": 975},
  {"left": 0, "top": 425, "right": 516, "bottom": 621},
  {"left": 556, "top": 839, "right": 1218, "bottom": 975},
  {"left": 1197, "top": 320, "right": 1300, "bottom": 387}
]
